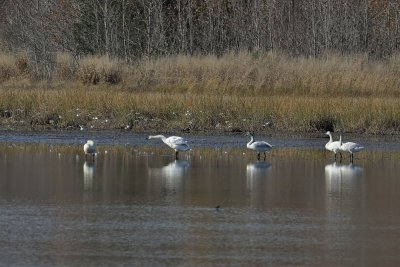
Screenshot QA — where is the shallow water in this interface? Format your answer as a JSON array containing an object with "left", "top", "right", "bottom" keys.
[{"left": 1, "top": 132, "right": 400, "bottom": 266}]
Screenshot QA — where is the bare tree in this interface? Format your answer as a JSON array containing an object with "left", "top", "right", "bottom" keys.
[{"left": 2, "top": 0, "right": 400, "bottom": 74}]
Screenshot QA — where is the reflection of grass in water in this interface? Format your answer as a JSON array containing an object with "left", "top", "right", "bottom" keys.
[
  {"left": 0, "top": 143, "right": 82, "bottom": 155},
  {"left": 1, "top": 143, "right": 400, "bottom": 161}
]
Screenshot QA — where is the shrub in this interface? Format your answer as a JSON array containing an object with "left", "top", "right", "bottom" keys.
[
  {"left": 0, "top": 54, "right": 17, "bottom": 81},
  {"left": 310, "top": 115, "right": 336, "bottom": 132},
  {"left": 77, "top": 55, "right": 121, "bottom": 85},
  {"left": 15, "top": 54, "right": 29, "bottom": 75},
  {"left": 55, "top": 52, "right": 77, "bottom": 80}
]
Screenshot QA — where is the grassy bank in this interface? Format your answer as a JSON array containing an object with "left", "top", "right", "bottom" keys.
[
  {"left": 1, "top": 52, "right": 400, "bottom": 135},
  {"left": 0, "top": 89, "right": 400, "bottom": 135}
]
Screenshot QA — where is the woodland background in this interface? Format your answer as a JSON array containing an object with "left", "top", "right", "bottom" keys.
[{"left": 1, "top": 0, "right": 399, "bottom": 78}]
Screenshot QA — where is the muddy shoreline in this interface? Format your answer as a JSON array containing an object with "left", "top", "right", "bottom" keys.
[{"left": 0, "top": 129, "right": 399, "bottom": 152}]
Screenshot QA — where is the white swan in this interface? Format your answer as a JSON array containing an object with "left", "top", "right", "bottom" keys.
[
  {"left": 147, "top": 134, "right": 191, "bottom": 159},
  {"left": 83, "top": 140, "right": 96, "bottom": 158},
  {"left": 246, "top": 132, "right": 273, "bottom": 160},
  {"left": 325, "top": 131, "right": 341, "bottom": 160},
  {"left": 339, "top": 135, "right": 364, "bottom": 162}
]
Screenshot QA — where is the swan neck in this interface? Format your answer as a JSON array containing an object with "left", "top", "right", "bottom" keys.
[
  {"left": 247, "top": 134, "right": 254, "bottom": 146},
  {"left": 328, "top": 133, "right": 333, "bottom": 143},
  {"left": 149, "top": 135, "right": 166, "bottom": 142}
]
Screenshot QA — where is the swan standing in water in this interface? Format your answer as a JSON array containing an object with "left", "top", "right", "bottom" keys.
[
  {"left": 147, "top": 135, "right": 191, "bottom": 159},
  {"left": 83, "top": 140, "right": 96, "bottom": 159},
  {"left": 325, "top": 131, "right": 341, "bottom": 160},
  {"left": 246, "top": 132, "right": 273, "bottom": 160},
  {"left": 339, "top": 135, "right": 365, "bottom": 162}
]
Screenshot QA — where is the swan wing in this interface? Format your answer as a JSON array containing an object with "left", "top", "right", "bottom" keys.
[
  {"left": 326, "top": 141, "right": 340, "bottom": 152},
  {"left": 84, "top": 143, "right": 96, "bottom": 154},
  {"left": 259, "top": 141, "right": 273, "bottom": 148},
  {"left": 166, "top": 136, "right": 188, "bottom": 145},
  {"left": 341, "top": 142, "right": 364, "bottom": 152},
  {"left": 171, "top": 143, "right": 191, "bottom": 151},
  {"left": 249, "top": 141, "right": 273, "bottom": 151}
]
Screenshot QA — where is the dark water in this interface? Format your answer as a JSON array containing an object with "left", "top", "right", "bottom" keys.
[{"left": 1, "top": 132, "right": 400, "bottom": 266}]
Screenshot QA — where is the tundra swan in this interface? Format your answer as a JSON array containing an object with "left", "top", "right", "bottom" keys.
[
  {"left": 325, "top": 131, "right": 341, "bottom": 160},
  {"left": 246, "top": 132, "right": 273, "bottom": 160},
  {"left": 339, "top": 136, "right": 364, "bottom": 162},
  {"left": 147, "top": 135, "right": 190, "bottom": 159},
  {"left": 83, "top": 140, "right": 96, "bottom": 158}
]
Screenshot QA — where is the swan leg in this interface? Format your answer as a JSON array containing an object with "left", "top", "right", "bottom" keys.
[
  {"left": 263, "top": 152, "right": 267, "bottom": 159},
  {"left": 175, "top": 151, "right": 179, "bottom": 160},
  {"left": 257, "top": 152, "right": 260, "bottom": 160}
]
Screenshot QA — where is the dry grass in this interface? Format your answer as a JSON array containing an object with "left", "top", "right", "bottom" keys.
[
  {"left": 0, "top": 88, "right": 400, "bottom": 134},
  {"left": 0, "top": 54, "right": 18, "bottom": 81},
  {"left": 55, "top": 52, "right": 77, "bottom": 80},
  {"left": 125, "top": 51, "right": 400, "bottom": 96},
  {"left": 0, "top": 51, "right": 400, "bottom": 96},
  {"left": 1, "top": 51, "right": 400, "bottom": 134},
  {"left": 77, "top": 55, "right": 122, "bottom": 85}
]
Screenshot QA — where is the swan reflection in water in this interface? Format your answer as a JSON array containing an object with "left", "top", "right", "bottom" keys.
[
  {"left": 83, "top": 160, "right": 95, "bottom": 191},
  {"left": 148, "top": 160, "right": 190, "bottom": 192},
  {"left": 246, "top": 161, "right": 272, "bottom": 191},
  {"left": 325, "top": 162, "right": 363, "bottom": 193}
]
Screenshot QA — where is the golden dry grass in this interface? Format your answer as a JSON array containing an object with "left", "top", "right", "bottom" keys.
[
  {"left": 1, "top": 51, "right": 400, "bottom": 134},
  {"left": 0, "top": 51, "right": 400, "bottom": 96},
  {"left": 0, "top": 88, "right": 399, "bottom": 134},
  {"left": 76, "top": 55, "right": 122, "bottom": 85},
  {"left": 0, "top": 53, "right": 18, "bottom": 81},
  {"left": 124, "top": 51, "right": 400, "bottom": 96}
]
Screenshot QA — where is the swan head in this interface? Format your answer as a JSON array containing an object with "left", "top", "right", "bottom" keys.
[
  {"left": 147, "top": 135, "right": 166, "bottom": 140},
  {"left": 325, "top": 131, "right": 332, "bottom": 136},
  {"left": 86, "top": 140, "right": 95, "bottom": 145}
]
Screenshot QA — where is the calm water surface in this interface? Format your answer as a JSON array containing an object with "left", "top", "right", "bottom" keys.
[{"left": 1, "top": 132, "right": 400, "bottom": 266}]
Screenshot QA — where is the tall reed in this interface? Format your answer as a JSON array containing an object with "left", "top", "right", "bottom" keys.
[
  {"left": 0, "top": 89, "right": 399, "bottom": 134},
  {"left": 1, "top": 51, "right": 400, "bottom": 97},
  {"left": 1, "top": 51, "right": 400, "bottom": 134}
]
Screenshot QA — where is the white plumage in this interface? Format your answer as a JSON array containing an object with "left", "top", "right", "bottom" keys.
[
  {"left": 83, "top": 140, "right": 96, "bottom": 157},
  {"left": 246, "top": 132, "right": 273, "bottom": 160},
  {"left": 147, "top": 134, "right": 190, "bottom": 159},
  {"left": 325, "top": 131, "right": 341, "bottom": 160},
  {"left": 340, "top": 138, "right": 365, "bottom": 162}
]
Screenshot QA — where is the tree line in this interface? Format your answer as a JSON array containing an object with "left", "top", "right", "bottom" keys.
[{"left": 1, "top": 0, "right": 399, "bottom": 72}]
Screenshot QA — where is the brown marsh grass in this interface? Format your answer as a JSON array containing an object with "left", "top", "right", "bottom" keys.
[
  {"left": 124, "top": 52, "right": 400, "bottom": 96},
  {"left": 1, "top": 51, "right": 400, "bottom": 96},
  {"left": 0, "top": 88, "right": 400, "bottom": 134},
  {"left": 1, "top": 51, "right": 400, "bottom": 134}
]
